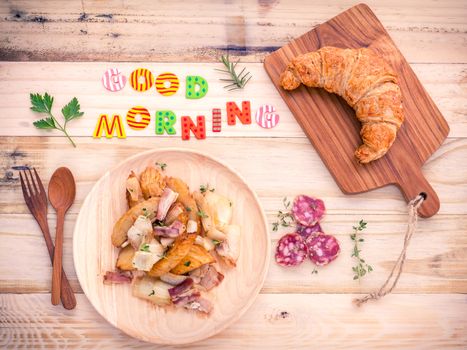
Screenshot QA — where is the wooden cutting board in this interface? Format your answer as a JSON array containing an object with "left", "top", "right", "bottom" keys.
[{"left": 264, "top": 4, "right": 449, "bottom": 218}]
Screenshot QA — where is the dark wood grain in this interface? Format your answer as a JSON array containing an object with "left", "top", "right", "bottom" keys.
[{"left": 264, "top": 3, "right": 450, "bottom": 218}]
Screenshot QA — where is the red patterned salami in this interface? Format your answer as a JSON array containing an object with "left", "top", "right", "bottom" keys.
[
  {"left": 292, "top": 195, "right": 325, "bottom": 226},
  {"left": 275, "top": 233, "right": 308, "bottom": 267},
  {"left": 296, "top": 223, "right": 322, "bottom": 238},
  {"left": 305, "top": 233, "right": 340, "bottom": 266}
]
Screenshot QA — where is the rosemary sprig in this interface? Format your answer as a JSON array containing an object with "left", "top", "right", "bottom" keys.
[
  {"left": 272, "top": 197, "right": 295, "bottom": 232},
  {"left": 350, "top": 220, "right": 373, "bottom": 281},
  {"left": 216, "top": 54, "right": 252, "bottom": 91}
]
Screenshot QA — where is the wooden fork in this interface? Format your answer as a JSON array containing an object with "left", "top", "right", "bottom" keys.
[{"left": 19, "top": 168, "right": 76, "bottom": 309}]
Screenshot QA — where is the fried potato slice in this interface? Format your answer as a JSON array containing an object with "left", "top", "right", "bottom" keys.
[
  {"left": 126, "top": 171, "right": 144, "bottom": 208},
  {"left": 133, "top": 276, "right": 172, "bottom": 306},
  {"left": 166, "top": 177, "right": 200, "bottom": 226},
  {"left": 148, "top": 233, "right": 196, "bottom": 277},
  {"left": 116, "top": 245, "right": 135, "bottom": 271},
  {"left": 140, "top": 166, "right": 166, "bottom": 199},
  {"left": 111, "top": 197, "right": 159, "bottom": 247},
  {"left": 171, "top": 244, "right": 215, "bottom": 275}
]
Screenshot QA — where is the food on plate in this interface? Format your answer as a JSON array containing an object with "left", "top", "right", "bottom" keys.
[
  {"left": 216, "top": 224, "right": 241, "bottom": 267},
  {"left": 305, "top": 233, "right": 340, "bottom": 266},
  {"left": 105, "top": 165, "right": 240, "bottom": 314},
  {"left": 116, "top": 245, "right": 136, "bottom": 271},
  {"left": 148, "top": 233, "right": 197, "bottom": 277},
  {"left": 111, "top": 197, "right": 159, "bottom": 247},
  {"left": 280, "top": 46, "right": 404, "bottom": 164},
  {"left": 275, "top": 233, "right": 308, "bottom": 267},
  {"left": 140, "top": 166, "right": 166, "bottom": 199},
  {"left": 166, "top": 177, "right": 201, "bottom": 232},
  {"left": 171, "top": 244, "right": 215, "bottom": 274},
  {"left": 292, "top": 195, "right": 325, "bottom": 226},
  {"left": 275, "top": 194, "right": 340, "bottom": 268},
  {"left": 126, "top": 171, "right": 144, "bottom": 208}
]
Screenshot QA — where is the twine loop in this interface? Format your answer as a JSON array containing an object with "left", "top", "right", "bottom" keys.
[{"left": 353, "top": 194, "right": 425, "bottom": 307}]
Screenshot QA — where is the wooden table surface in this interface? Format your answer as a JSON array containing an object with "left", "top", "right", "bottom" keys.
[{"left": 1, "top": 0, "right": 466, "bottom": 348}]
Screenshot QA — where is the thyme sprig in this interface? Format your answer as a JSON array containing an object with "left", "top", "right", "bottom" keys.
[
  {"left": 216, "top": 55, "right": 252, "bottom": 91},
  {"left": 200, "top": 184, "right": 215, "bottom": 193},
  {"left": 350, "top": 220, "right": 373, "bottom": 281},
  {"left": 272, "top": 197, "right": 295, "bottom": 232},
  {"left": 155, "top": 162, "right": 167, "bottom": 171}
]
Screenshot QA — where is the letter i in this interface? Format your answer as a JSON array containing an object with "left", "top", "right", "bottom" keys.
[{"left": 212, "top": 108, "right": 221, "bottom": 132}]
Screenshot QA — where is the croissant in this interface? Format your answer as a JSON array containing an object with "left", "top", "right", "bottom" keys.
[{"left": 280, "top": 46, "right": 404, "bottom": 164}]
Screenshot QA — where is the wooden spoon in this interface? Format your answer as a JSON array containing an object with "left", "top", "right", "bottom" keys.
[{"left": 48, "top": 167, "right": 76, "bottom": 306}]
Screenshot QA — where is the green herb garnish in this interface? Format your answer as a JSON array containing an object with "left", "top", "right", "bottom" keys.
[
  {"left": 153, "top": 219, "right": 164, "bottom": 227},
  {"left": 272, "top": 197, "right": 295, "bottom": 232},
  {"left": 148, "top": 290, "right": 155, "bottom": 296},
  {"left": 350, "top": 220, "right": 373, "bottom": 281},
  {"left": 140, "top": 244, "right": 150, "bottom": 252},
  {"left": 186, "top": 207, "right": 192, "bottom": 212},
  {"left": 155, "top": 162, "right": 167, "bottom": 171},
  {"left": 199, "top": 184, "right": 215, "bottom": 193},
  {"left": 184, "top": 261, "right": 191, "bottom": 267},
  {"left": 30, "top": 93, "right": 84, "bottom": 147},
  {"left": 216, "top": 55, "right": 252, "bottom": 91},
  {"left": 212, "top": 239, "right": 221, "bottom": 246},
  {"left": 197, "top": 210, "right": 208, "bottom": 219}
]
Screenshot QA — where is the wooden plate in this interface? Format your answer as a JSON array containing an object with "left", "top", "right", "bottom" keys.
[{"left": 73, "top": 148, "right": 270, "bottom": 344}]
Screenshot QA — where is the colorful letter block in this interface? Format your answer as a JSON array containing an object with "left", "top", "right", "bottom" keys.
[
  {"left": 155, "top": 110, "right": 177, "bottom": 135},
  {"left": 181, "top": 116, "right": 206, "bottom": 140},
  {"left": 126, "top": 106, "right": 151, "bottom": 130},
  {"left": 226, "top": 101, "right": 251, "bottom": 125},
  {"left": 93, "top": 114, "right": 126, "bottom": 138},
  {"left": 186, "top": 76, "right": 208, "bottom": 99},
  {"left": 155, "top": 73, "right": 180, "bottom": 96},
  {"left": 130, "top": 68, "right": 154, "bottom": 92}
]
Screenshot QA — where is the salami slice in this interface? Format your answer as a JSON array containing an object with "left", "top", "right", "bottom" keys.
[
  {"left": 275, "top": 233, "right": 308, "bottom": 267},
  {"left": 305, "top": 233, "right": 340, "bottom": 266},
  {"left": 292, "top": 195, "right": 325, "bottom": 226},
  {"left": 296, "top": 223, "right": 322, "bottom": 238}
]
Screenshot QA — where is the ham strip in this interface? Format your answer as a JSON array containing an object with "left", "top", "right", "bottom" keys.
[
  {"left": 103, "top": 270, "right": 132, "bottom": 284},
  {"left": 190, "top": 265, "right": 224, "bottom": 291},
  {"left": 154, "top": 220, "right": 186, "bottom": 238}
]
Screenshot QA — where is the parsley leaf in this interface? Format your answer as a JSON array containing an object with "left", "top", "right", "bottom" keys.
[
  {"left": 184, "top": 261, "right": 191, "bottom": 267},
  {"left": 29, "top": 92, "right": 83, "bottom": 147},
  {"left": 140, "top": 244, "right": 150, "bottom": 252},
  {"left": 30, "top": 93, "right": 53, "bottom": 114},
  {"left": 61, "top": 97, "right": 84, "bottom": 124},
  {"left": 33, "top": 117, "right": 56, "bottom": 129}
]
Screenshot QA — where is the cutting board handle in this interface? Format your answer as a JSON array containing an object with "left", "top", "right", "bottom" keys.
[{"left": 395, "top": 163, "right": 439, "bottom": 218}]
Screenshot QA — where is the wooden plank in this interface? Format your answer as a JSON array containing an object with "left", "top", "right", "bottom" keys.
[
  {"left": 1, "top": 137, "right": 466, "bottom": 217},
  {"left": 0, "top": 1, "right": 466, "bottom": 63},
  {"left": 0, "top": 62, "right": 465, "bottom": 137},
  {"left": 1, "top": 212, "right": 466, "bottom": 294},
  {"left": 1, "top": 293, "right": 466, "bottom": 348}
]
